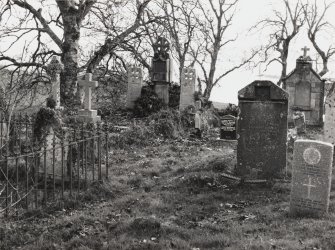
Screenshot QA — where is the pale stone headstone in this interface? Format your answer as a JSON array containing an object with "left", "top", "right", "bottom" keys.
[
  {"left": 195, "top": 113, "right": 201, "bottom": 129},
  {"left": 126, "top": 66, "right": 143, "bottom": 109},
  {"left": 195, "top": 100, "right": 202, "bottom": 111},
  {"left": 47, "top": 56, "right": 63, "bottom": 109},
  {"left": 293, "top": 111, "right": 306, "bottom": 134},
  {"left": 39, "top": 127, "right": 69, "bottom": 178},
  {"left": 290, "top": 139, "right": 333, "bottom": 216},
  {"left": 77, "top": 73, "right": 101, "bottom": 123},
  {"left": 179, "top": 68, "right": 196, "bottom": 111},
  {"left": 237, "top": 80, "right": 288, "bottom": 180},
  {"left": 324, "top": 85, "right": 335, "bottom": 144}
]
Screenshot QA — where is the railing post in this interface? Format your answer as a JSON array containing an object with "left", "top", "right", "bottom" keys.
[
  {"left": 43, "top": 139, "right": 47, "bottom": 206},
  {"left": 105, "top": 122, "right": 109, "bottom": 180},
  {"left": 97, "top": 122, "right": 102, "bottom": 182},
  {"left": 52, "top": 132, "right": 56, "bottom": 199}
]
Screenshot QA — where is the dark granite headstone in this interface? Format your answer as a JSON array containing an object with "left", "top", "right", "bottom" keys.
[
  {"left": 151, "top": 37, "right": 171, "bottom": 104},
  {"left": 220, "top": 115, "right": 237, "bottom": 140},
  {"left": 237, "top": 80, "right": 288, "bottom": 180},
  {"left": 290, "top": 139, "right": 333, "bottom": 216}
]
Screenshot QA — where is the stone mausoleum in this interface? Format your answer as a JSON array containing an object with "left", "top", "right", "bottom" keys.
[{"left": 284, "top": 47, "right": 325, "bottom": 126}]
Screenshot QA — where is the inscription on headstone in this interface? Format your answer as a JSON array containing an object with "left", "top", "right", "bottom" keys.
[
  {"left": 237, "top": 80, "right": 288, "bottom": 180},
  {"left": 180, "top": 68, "right": 196, "bottom": 111},
  {"left": 290, "top": 139, "right": 333, "bottom": 216},
  {"left": 126, "top": 66, "right": 143, "bottom": 109},
  {"left": 220, "top": 115, "right": 237, "bottom": 140}
]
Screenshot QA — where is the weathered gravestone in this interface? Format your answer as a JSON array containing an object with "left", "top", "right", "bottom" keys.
[
  {"left": 151, "top": 37, "right": 172, "bottom": 104},
  {"left": 126, "top": 66, "right": 143, "bottom": 109},
  {"left": 237, "top": 80, "right": 288, "bottom": 180},
  {"left": 290, "top": 139, "right": 333, "bottom": 216},
  {"left": 39, "top": 127, "right": 69, "bottom": 179},
  {"left": 293, "top": 111, "right": 306, "bottom": 134},
  {"left": 220, "top": 115, "right": 237, "bottom": 140},
  {"left": 47, "top": 56, "right": 63, "bottom": 109},
  {"left": 78, "top": 73, "right": 101, "bottom": 123},
  {"left": 179, "top": 68, "right": 196, "bottom": 111},
  {"left": 284, "top": 47, "right": 325, "bottom": 126}
]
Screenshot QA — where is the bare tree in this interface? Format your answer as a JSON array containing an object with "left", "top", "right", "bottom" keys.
[
  {"left": 158, "top": 0, "right": 198, "bottom": 83},
  {"left": 253, "top": 0, "right": 304, "bottom": 88},
  {"left": 303, "top": 0, "right": 335, "bottom": 77},
  {"left": 0, "top": 0, "right": 152, "bottom": 107},
  {"left": 191, "top": 0, "right": 259, "bottom": 101}
]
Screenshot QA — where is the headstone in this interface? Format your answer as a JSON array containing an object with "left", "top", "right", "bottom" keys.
[
  {"left": 179, "top": 68, "right": 196, "bottom": 110},
  {"left": 151, "top": 37, "right": 171, "bottom": 104},
  {"left": 290, "top": 139, "right": 333, "bottom": 216},
  {"left": 237, "top": 80, "right": 288, "bottom": 180},
  {"left": 293, "top": 111, "right": 306, "bottom": 134},
  {"left": 195, "top": 100, "right": 202, "bottom": 111},
  {"left": 47, "top": 56, "right": 64, "bottom": 109},
  {"left": 220, "top": 115, "right": 237, "bottom": 140},
  {"left": 126, "top": 66, "right": 143, "bottom": 109},
  {"left": 39, "top": 127, "right": 69, "bottom": 178},
  {"left": 284, "top": 47, "right": 324, "bottom": 126},
  {"left": 77, "top": 73, "right": 101, "bottom": 123}
]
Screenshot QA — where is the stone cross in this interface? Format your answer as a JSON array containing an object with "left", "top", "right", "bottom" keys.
[
  {"left": 47, "top": 56, "right": 63, "bottom": 108},
  {"left": 78, "top": 73, "right": 98, "bottom": 111},
  {"left": 301, "top": 46, "right": 310, "bottom": 57}
]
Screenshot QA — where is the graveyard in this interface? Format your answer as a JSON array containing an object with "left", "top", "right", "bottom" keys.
[{"left": 2, "top": 0, "right": 335, "bottom": 250}]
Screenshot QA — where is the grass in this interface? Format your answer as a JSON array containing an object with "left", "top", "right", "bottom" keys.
[{"left": 1, "top": 127, "right": 335, "bottom": 249}]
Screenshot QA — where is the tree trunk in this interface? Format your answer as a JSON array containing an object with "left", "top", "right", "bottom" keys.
[
  {"left": 319, "top": 58, "right": 328, "bottom": 77},
  {"left": 278, "top": 43, "right": 289, "bottom": 89},
  {"left": 60, "top": 11, "right": 81, "bottom": 108}
]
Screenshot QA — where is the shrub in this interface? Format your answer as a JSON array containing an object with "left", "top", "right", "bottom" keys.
[
  {"left": 148, "top": 108, "right": 183, "bottom": 139},
  {"left": 133, "top": 85, "right": 165, "bottom": 117}
]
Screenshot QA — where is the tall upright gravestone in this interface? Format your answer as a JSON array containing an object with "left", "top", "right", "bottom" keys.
[
  {"left": 126, "top": 66, "right": 143, "bottom": 109},
  {"left": 151, "top": 37, "right": 172, "bottom": 104},
  {"left": 179, "top": 67, "right": 196, "bottom": 110},
  {"left": 290, "top": 140, "right": 333, "bottom": 216},
  {"left": 237, "top": 80, "right": 288, "bottom": 180},
  {"left": 47, "top": 56, "right": 63, "bottom": 109}
]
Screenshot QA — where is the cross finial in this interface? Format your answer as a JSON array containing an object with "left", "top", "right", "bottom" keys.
[{"left": 301, "top": 46, "right": 310, "bottom": 57}]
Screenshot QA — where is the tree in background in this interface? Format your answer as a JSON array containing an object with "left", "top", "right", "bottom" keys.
[
  {"left": 253, "top": 0, "right": 305, "bottom": 88},
  {"left": 302, "top": 0, "right": 335, "bottom": 77},
  {"left": 0, "top": 0, "right": 152, "bottom": 108},
  {"left": 191, "top": 0, "right": 259, "bottom": 101}
]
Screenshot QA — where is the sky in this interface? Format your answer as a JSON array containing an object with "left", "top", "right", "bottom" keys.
[
  {"left": 1, "top": 0, "right": 335, "bottom": 105},
  {"left": 208, "top": 0, "right": 335, "bottom": 104}
]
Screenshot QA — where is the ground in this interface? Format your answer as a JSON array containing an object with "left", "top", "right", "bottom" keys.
[{"left": 1, "top": 127, "right": 335, "bottom": 250}]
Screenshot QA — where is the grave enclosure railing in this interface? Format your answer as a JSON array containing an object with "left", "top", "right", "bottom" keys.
[{"left": 0, "top": 113, "right": 110, "bottom": 218}]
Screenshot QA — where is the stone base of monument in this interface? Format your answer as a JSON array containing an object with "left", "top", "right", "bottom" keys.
[
  {"left": 77, "top": 109, "right": 101, "bottom": 123},
  {"left": 154, "top": 83, "right": 169, "bottom": 104}
]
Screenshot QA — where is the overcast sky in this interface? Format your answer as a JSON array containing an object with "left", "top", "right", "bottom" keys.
[{"left": 209, "top": 0, "right": 335, "bottom": 104}]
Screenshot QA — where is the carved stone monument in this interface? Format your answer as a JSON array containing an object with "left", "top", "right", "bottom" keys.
[
  {"left": 284, "top": 47, "right": 325, "bottom": 126},
  {"left": 77, "top": 73, "right": 101, "bottom": 123},
  {"left": 290, "top": 139, "right": 333, "bottom": 216},
  {"left": 47, "top": 56, "right": 64, "bottom": 109},
  {"left": 180, "top": 67, "right": 196, "bottom": 110},
  {"left": 237, "top": 80, "right": 288, "bottom": 180},
  {"left": 151, "top": 37, "right": 172, "bottom": 104},
  {"left": 126, "top": 66, "right": 143, "bottom": 109}
]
